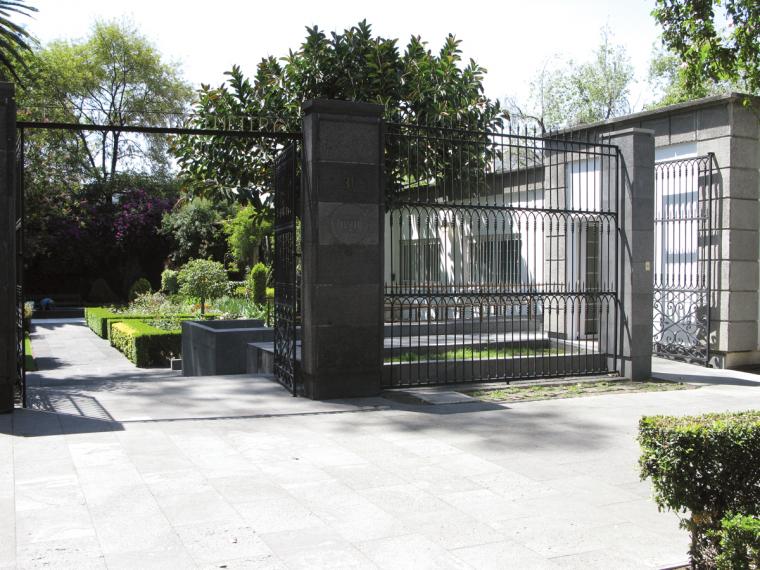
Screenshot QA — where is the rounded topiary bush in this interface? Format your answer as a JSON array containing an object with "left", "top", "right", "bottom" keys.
[
  {"left": 248, "top": 263, "right": 268, "bottom": 304},
  {"left": 160, "top": 269, "right": 179, "bottom": 295},
  {"left": 178, "top": 259, "right": 228, "bottom": 315},
  {"left": 128, "top": 277, "right": 152, "bottom": 301}
]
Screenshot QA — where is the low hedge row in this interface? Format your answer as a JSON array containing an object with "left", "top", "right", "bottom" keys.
[
  {"left": 84, "top": 307, "right": 197, "bottom": 339},
  {"left": 639, "top": 411, "right": 760, "bottom": 568},
  {"left": 110, "top": 320, "right": 181, "bottom": 368}
]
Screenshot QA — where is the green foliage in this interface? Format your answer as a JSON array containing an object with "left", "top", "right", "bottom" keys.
[
  {"left": 173, "top": 20, "right": 505, "bottom": 206},
  {"left": 714, "top": 513, "right": 760, "bottom": 569},
  {"left": 208, "top": 296, "right": 268, "bottom": 321},
  {"left": 24, "top": 332, "right": 36, "bottom": 372},
  {"left": 0, "top": 1, "right": 37, "bottom": 83},
  {"left": 160, "top": 198, "right": 232, "bottom": 265},
  {"left": 178, "top": 259, "right": 228, "bottom": 314},
  {"left": 646, "top": 46, "right": 745, "bottom": 109},
  {"left": 653, "top": 0, "right": 760, "bottom": 97},
  {"left": 639, "top": 411, "right": 760, "bottom": 567},
  {"left": 223, "top": 205, "right": 272, "bottom": 270},
  {"left": 160, "top": 269, "right": 179, "bottom": 294},
  {"left": 110, "top": 319, "right": 181, "bottom": 367},
  {"left": 87, "top": 278, "right": 119, "bottom": 304},
  {"left": 123, "top": 291, "right": 195, "bottom": 316},
  {"left": 248, "top": 263, "right": 268, "bottom": 304},
  {"left": 510, "top": 27, "right": 633, "bottom": 131},
  {"left": 128, "top": 277, "right": 152, "bottom": 301},
  {"left": 20, "top": 19, "right": 193, "bottom": 184},
  {"left": 84, "top": 307, "right": 120, "bottom": 338}
]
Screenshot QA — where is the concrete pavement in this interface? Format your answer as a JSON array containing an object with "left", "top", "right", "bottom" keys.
[{"left": 1, "top": 320, "right": 758, "bottom": 568}]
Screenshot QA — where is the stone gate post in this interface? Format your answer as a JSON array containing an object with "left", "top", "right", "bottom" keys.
[
  {"left": 603, "top": 128, "right": 655, "bottom": 380},
  {"left": 0, "top": 82, "right": 16, "bottom": 413},
  {"left": 300, "top": 99, "right": 384, "bottom": 398}
]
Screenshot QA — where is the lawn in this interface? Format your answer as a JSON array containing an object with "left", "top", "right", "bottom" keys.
[
  {"left": 467, "top": 378, "right": 694, "bottom": 403},
  {"left": 24, "top": 333, "right": 36, "bottom": 372},
  {"left": 386, "top": 345, "right": 567, "bottom": 364}
]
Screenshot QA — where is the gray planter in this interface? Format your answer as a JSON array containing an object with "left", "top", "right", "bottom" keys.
[{"left": 181, "top": 319, "right": 273, "bottom": 376}]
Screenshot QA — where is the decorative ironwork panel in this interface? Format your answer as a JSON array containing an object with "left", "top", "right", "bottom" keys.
[
  {"left": 383, "top": 122, "right": 621, "bottom": 388},
  {"left": 15, "top": 128, "right": 25, "bottom": 407},
  {"left": 273, "top": 143, "right": 299, "bottom": 395},
  {"left": 653, "top": 155, "right": 714, "bottom": 365}
]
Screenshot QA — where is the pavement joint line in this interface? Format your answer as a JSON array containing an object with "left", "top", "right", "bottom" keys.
[{"left": 118, "top": 405, "right": 391, "bottom": 423}]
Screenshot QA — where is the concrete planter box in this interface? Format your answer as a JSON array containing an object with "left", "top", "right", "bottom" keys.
[{"left": 181, "top": 319, "right": 273, "bottom": 376}]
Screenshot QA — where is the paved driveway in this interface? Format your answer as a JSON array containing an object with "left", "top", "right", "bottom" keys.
[{"left": 1, "top": 320, "right": 759, "bottom": 568}]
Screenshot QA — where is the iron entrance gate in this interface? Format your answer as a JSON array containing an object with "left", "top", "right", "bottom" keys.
[
  {"left": 13, "top": 119, "right": 302, "bottom": 406},
  {"left": 653, "top": 155, "right": 715, "bottom": 365},
  {"left": 273, "top": 143, "right": 300, "bottom": 395},
  {"left": 383, "top": 123, "right": 621, "bottom": 388}
]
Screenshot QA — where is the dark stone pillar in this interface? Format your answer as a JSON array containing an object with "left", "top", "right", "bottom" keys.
[
  {"left": 300, "top": 99, "right": 384, "bottom": 399},
  {"left": 602, "top": 128, "right": 655, "bottom": 380},
  {"left": 0, "top": 83, "right": 16, "bottom": 413}
]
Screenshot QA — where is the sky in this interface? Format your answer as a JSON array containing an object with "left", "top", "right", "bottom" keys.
[{"left": 28, "top": 0, "right": 664, "bottom": 110}]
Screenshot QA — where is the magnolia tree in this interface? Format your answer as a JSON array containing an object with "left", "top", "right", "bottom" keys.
[{"left": 172, "top": 20, "right": 507, "bottom": 208}]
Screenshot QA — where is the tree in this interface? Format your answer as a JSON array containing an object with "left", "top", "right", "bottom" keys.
[
  {"left": 20, "top": 20, "right": 194, "bottom": 188},
  {"left": 173, "top": 20, "right": 506, "bottom": 207},
  {"left": 0, "top": 0, "right": 36, "bottom": 82},
  {"left": 178, "top": 259, "right": 228, "bottom": 315},
  {"left": 160, "top": 198, "right": 232, "bottom": 266},
  {"left": 646, "top": 46, "right": 741, "bottom": 108},
  {"left": 506, "top": 28, "right": 634, "bottom": 131},
  {"left": 223, "top": 205, "right": 272, "bottom": 271},
  {"left": 653, "top": 0, "right": 760, "bottom": 96}
]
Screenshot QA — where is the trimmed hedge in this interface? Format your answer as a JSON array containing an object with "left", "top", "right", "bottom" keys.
[
  {"left": 639, "top": 411, "right": 760, "bottom": 567},
  {"left": 84, "top": 307, "right": 120, "bottom": 338},
  {"left": 84, "top": 308, "right": 156, "bottom": 339},
  {"left": 110, "top": 320, "right": 181, "bottom": 368},
  {"left": 85, "top": 307, "right": 203, "bottom": 339},
  {"left": 714, "top": 513, "right": 760, "bottom": 569}
]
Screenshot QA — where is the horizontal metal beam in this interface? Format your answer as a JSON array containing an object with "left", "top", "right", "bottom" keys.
[{"left": 17, "top": 120, "right": 301, "bottom": 139}]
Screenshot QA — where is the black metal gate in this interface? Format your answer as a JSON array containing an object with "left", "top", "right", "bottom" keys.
[
  {"left": 273, "top": 143, "right": 300, "bottom": 395},
  {"left": 383, "top": 123, "right": 621, "bottom": 388},
  {"left": 653, "top": 154, "right": 715, "bottom": 365},
  {"left": 15, "top": 128, "right": 25, "bottom": 406}
]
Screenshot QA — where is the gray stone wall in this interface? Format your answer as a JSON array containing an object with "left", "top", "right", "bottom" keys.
[{"left": 576, "top": 95, "right": 760, "bottom": 367}]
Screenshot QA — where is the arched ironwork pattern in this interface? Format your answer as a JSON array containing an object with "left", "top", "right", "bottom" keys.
[
  {"left": 652, "top": 155, "right": 715, "bottom": 365},
  {"left": 383, "top": 122, "right": 621, "bottom": 387}
]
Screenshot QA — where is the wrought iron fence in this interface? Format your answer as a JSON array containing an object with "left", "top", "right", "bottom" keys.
[
  {"left": 653, "top": 154, "right": 715, "bottom": 365},
  {"left": 273, "top": 142, "right": 300, "bottom": 395},
  {"left": 383, "top": 122, "right": 621, "bottom": 387}
]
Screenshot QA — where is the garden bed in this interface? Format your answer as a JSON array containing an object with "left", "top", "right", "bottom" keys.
[{"left": 466, "top": 378, "right": 693, "bottom": 403}]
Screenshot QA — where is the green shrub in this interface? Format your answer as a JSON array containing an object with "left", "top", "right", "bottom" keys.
[
  {"left": 110, "top": 320, "right": 181, "bottom": 367},
  {"left": 178, "top": 259, "right": 228, "bottom": 315},
  {"left": 266, "top": 287, "right": 274, "bottom": 299},
  {"left": 714, "top": 513, "right": 760, "bottom": 569},
  {"left": 233, "top": 285, "right": 248, "bottom": 298},
  {"left": 88, "top": 278, "right": 119, "bottom": 303},
  {"left": 248, "top": 263, "right": 268, "bottom": 304},
  {"left": 85, "top": 307, "right": 120, "bottom": 337},
  {"left": 128, "top": 278, "right": 152, "bottom": 301},
  {"left": 160, "top": 269, "right": 179, "bottom": 295},
  {"left": 639, "top": 411, "right": 760, "bottom": 567}
]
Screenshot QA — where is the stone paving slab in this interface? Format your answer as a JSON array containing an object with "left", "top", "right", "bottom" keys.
[{"left": 4, "top": 321, "right": 760, "bottom": 567}]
